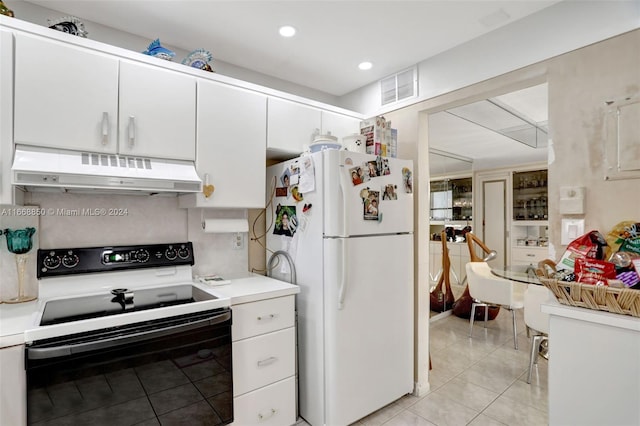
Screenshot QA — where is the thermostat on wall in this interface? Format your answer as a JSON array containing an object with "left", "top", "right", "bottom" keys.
[{"left": 559, "top": 186, "right": 585, "bottom": 215}]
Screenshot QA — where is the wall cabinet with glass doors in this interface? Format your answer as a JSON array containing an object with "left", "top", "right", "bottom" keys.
[{"left": 429, "top": 177, "right": 472, "bottom": 223}]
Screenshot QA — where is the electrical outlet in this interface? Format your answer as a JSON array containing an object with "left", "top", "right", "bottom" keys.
[{"left": 233, "top": 232, "right": 244, "bottom": 250}]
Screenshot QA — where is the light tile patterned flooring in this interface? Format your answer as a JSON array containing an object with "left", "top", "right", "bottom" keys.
[
  {"left": 297, "top": 307, "right": 548, "bottom": 426},
  {"left": 353, "top": 309, "right": 548, "bottom": 426}
]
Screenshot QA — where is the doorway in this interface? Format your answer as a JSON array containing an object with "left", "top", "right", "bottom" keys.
[{"left": 481, "top": 178, "right": 507, "bottom": 268}]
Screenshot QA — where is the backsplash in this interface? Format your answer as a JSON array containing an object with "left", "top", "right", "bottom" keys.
[{"left": 23, "top": 192, "right": 248, "bottom": 278}]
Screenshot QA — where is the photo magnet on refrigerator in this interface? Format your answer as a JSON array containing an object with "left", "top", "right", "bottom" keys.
[
  {"left": 280, "top": 169, "right": 291, "bottom": 188},
  {"left": 366, "top": 161, "right": 379, "bottom": 178},
  {"left": 382, "top": 184, "right": 398, "bottom": 201},
  {"left": 381, "top": 158, "right": 391, "bottom": 176},
  {"left": 349, "top": 166, "right": 364, "bottom": 186},
  {"left": 363, "top": 190, "right": 380, "bottom": 221},
  {"left": 273, "top": 205, "right": 297, "bottom": 237},
  {"left": 402, "top": 167, "right": 413, "bottom": 193}
]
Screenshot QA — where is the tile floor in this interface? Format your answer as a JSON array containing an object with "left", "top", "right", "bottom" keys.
[{"left": 296, "top": 308, "right": 548, "bottom": 426}]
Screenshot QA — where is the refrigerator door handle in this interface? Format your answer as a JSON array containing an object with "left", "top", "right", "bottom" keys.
[
  {"left": 338, "top": 165, "right": 349, "bottom": 237},
  {"left": 338, "top": 238, "right": 348, "bottom": 310}
]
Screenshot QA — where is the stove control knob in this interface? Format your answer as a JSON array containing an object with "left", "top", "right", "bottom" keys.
[
  {"left": 165, "top": 247, "right": 177, "bottom": 261},
  {"left": 177, "top": 245, "right": 190, "bottom": 260},
  {"left": 43, "top": 253, "right": 61, "bottom": 269},
  {"left": 62, "top": 252, "right": 79, "bottom": 268},
  {"left": 135, "top": 249, "right": 150, "bottom": 263}
]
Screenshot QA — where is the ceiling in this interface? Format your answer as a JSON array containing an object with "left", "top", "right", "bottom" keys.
[
  {"left": 23, "top": 0, "right": 560, "bottom": 97},
  {"left": 428, "top": 83, "right": 549, "bottom": 175},
  {"left": 21, "top": 1, "right": 553, "bottom": 170}
]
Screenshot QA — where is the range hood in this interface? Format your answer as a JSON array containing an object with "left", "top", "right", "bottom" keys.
[{"left": 12, "top": 145, "right": 202, "bottom": 194}]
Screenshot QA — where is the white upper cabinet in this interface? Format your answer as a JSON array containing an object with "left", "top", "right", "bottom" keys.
[
  {"left": 267, "top": 97, "right": 321, "bottom": 154},
  {"left": 14, "top": 33, "right": 119, "bottom": 153},
  {"left": 118, "top": 60, "right": 196, "bottom": 161},
  {"left": 1, "top": 29, "right": 15, "bottom": 204},
  {"left": 320, "top": 110, "right": 361, "bottom": 142},
  {"left": 181, "top": 80, "right": 267, "bottom": 208},
  {"left": 13, "top": 33, "right": 196, "bottom": 161}
]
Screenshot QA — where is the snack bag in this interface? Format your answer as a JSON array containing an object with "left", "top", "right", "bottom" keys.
[
  {"left": 606, "top": 221, "right": 640, "bottom": 287},
  {"left": 574, "top": 258, "right": 616, "bottom": 285},
  {"left": 606, "top": 221, "right": 640, "bottom": 259},
  {"left": 557, "top": 230, "right": 608, "bottom": 272}
]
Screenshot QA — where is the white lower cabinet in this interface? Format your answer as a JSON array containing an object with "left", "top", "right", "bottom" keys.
[
  {"left": 510, "top": 246, "right": 548, "bottom": 266},
  {"left": 0, "top": 344, "right": 26, "bottom": 426},
  {"left": 233, "top": 328, "right": 295, "bottom": 396},
  {"left": 231, "top": 295, "right": 296, "bottom": 426},
  {"left": 233, "top": 377, "right": 296, "bottom": 426}
]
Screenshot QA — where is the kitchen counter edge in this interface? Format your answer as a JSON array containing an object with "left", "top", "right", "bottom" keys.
[{"left": 0, "top": 274, "right": 299, "bottom": 348}]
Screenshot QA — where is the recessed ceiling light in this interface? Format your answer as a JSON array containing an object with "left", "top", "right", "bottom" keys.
[
  {"left": 358, "top": 62, "right": 373, "bottom": 70},
  {"left": 279, "top": 26, "right": 296, "bottom": 37}
]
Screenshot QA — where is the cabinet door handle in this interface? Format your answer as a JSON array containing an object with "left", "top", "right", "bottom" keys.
[
  {"left": 257, "top": 314, "right": 276, "bottom": 321},
  {"left": 128, "top": 116, "right": 136, "bottom": 147},
  {"left": 258, "top": 408, "right": 277, "bottom": 421},
  {"left": 101, "top": 112, "right": 109, "bottom": 145},
  {"left": 257, "top": 356, "right": 278, "bottom": 367},
  {"left": 526, "top": 254, "right": 535, "bottom": 257}
]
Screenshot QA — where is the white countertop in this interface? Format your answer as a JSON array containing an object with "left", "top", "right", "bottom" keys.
[
  {"left": 541, "top": 299, "right": 640, "bottom": 332},
  {"left": 205, "top": 274, "right": 299, "bottom": 305},
  {"left": 0, "top": 273, "right": 298, "bottom": 348}
]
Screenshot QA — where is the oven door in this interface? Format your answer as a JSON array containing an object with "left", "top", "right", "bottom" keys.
[{"left": 26, "top": 308, "right": 232, "bottom": 426}]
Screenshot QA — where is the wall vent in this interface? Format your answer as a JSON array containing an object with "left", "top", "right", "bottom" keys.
[{"left": 380, "top": 66, "right": 417, "bottom": 106}]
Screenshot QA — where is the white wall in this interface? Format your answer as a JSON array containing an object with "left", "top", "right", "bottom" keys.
[
  {"left": 23, "top": 192, "right": 249, "bottom": 278},
  {"left": 340, "top": 0, "right": 640, "bottom": 117},
  {"left": 8, "top": 1, "right": 340, "bottom": 106}
]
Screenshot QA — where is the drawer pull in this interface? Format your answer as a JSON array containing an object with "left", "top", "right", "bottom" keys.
[
  {"left": 258, "top": 408, "right": 277, "bottom": 421},
  {"left": 257, "top": 314, "right": 277, "bottom": 321},
  {"left": 526, "top": 254, "right": 535, "bottom": 257},
  {"left": 257, "top": 356, "right": 278, "bottom": 367}
]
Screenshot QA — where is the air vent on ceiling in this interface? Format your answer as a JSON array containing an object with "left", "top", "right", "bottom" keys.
[{"left": 380, "top": 66, "right": 417, "bottom": 106}]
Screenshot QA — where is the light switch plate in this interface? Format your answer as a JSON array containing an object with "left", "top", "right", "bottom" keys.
[{"left": 561, "top": 218, "right": 585, "bottom": 245}]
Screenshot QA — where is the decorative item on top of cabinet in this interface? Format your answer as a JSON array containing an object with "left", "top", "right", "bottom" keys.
[
  {"left": 142, "top": 38, "right": 175, "bottom": 60},
  {"left": 0, "top": 0, "right": 14, "bottom": 17},
  {"left": 182, "top": 48, "right": 214, "bottom": 72},
  {"left": 47, "top": 16, "right": 88, "bottom": 38}
]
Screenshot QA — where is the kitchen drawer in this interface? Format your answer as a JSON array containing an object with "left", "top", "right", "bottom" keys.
[
  {"left": 233, "top": 376, "right": 296, "bottom": 426},
  {"left": 232, "top": 295, "right": 294, "bottom": 341},
  {"left": 232, "top": 327, "right": 295, "bottom": 396},
  {"left": 511, "top": 246, "right": 548, "bottom": 264}
]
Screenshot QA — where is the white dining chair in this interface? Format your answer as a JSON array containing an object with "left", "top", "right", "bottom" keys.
[
  {"left": 466, "top": 262, "right": 525, "bottom": 350},
  {"left": 524, "top": 284, "right": 552, "bottom": 383}
]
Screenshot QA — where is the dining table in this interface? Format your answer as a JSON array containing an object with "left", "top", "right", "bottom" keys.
[
  {"left": 490, "top": 264, "right": 542, "bottom": 285},
  {"left": 490, "top": 263, "right": 549, "bottom": 358}
]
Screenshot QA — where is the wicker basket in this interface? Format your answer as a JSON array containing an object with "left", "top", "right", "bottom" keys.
[{"left": 540, "top": 278, "right": 640, "bottom": 318}]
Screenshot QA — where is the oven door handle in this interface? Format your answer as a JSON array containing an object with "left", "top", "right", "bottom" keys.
[{"left": 27, "top": 311, "right": 231, "bottom": 360}]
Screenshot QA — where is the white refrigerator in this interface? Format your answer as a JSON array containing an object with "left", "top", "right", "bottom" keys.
[{"left": 266, "top": 149, "right": 414, "bottom": 426}]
